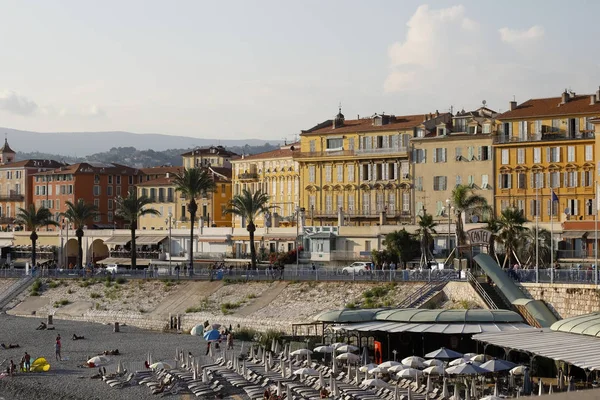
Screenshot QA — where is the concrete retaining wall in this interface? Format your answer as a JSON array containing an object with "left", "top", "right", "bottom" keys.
[
  {"left": 519, "top": 283, "right": 600, "bottom": 319},
  {"left": 442, "top": 281, "right": 489, "bottom": 309}
]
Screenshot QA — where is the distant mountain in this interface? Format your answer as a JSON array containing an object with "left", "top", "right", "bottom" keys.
[
  {"left": 17, "top": 143, "right": 280, "bottom": 168},
  {"left": 0, "top": 127, "right": 278, "bottom": 156}
]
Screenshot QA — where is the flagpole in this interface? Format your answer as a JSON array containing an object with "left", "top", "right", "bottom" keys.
[
  {"left": 550, "top": 190, "right": 554, "bottom": 284},
  {"left": 595, "top": 182, "right": 598, "bottom": 286},
  {"left": 535, "top": 187, "right": 539, "bottom": 283}
]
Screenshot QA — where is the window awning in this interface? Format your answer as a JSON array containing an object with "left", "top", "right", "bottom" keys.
[
  {"left": 98, "top": 257, "right": 126, "bottom": 265},
  {"left": 473, "top": 329, "right": 600, "bottom": 371},
  {"left": 197, "top": 236, "right": 229, "bottom": 243},
  {"left": 264, "top": 234, "right": 297, "bottom": 241},
  {"left": 562, "top": 231, "right": 588, "bottom": 239},
  {"left": 135, "top": 236, "right": 166, "bottom": 245},
  {"left": 103, "top": 236, "right": 132, "bottom": 246},
  {"left": 231, "top": 236, "right": 263, "bottom": 241}
]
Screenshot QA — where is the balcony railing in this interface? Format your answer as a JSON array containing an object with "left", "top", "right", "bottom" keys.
[
  {"left": 148, "top": 196, "right": 174, "bottom": 203},
  {"left": 355, "top": 146, "right": 408, "bottom": 155},
  {"left": 0, "top": 193, "right": 24, "bottom": 201},
  {"left": 494, "top": 131, "right": 595, "bottom": 144},
  {"left": 294, "top": 150, "right": 356, "bottom": 158},
  {"left": 109, "top": 251, "right": 160, "bottom": 260},
  {"left": 238, "top": 172, "right": 259, "bottom": 180},
  {"left": 311, "top": 209, "right": 411, "bottom": 219}
]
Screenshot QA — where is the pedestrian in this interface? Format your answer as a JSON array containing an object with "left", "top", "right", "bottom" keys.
[
  {"left": 205, "top": 342, "right": 211, "bottom": 355},
  {"left": 8, "top": 360, "right": 15, "bottom": 376},
  {"left": 227, "top": 332, "right": 234, "bottom": 350},
  {"left": 312, "top": 262, "right": 316, "bottom": 271},
  {"left": 55, "top": 334, "right": 62, "bottom": 361},
  {"left": 23, "top": 352, "right": 31, "bottom": 372}
]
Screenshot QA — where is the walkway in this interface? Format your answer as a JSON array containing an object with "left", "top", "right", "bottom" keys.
[{"left": 150, "top": 281, "right": 223, "bottom": 318}]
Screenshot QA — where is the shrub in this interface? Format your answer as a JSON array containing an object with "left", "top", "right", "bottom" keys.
[
  {"left": 53, "top": 299, "right": 71, "bottom": 307},
  {"left": 221, "top": 301, "right": 243, "bottom": 314},
  {"left": 31, "top": 279, "right": 42, "bottom": 292},
  {"left": 90, "top": 292, "right": 101, "bottom": 299},
  {"left": 185, "top": 306, "right": 202, "bottom": 313},
  {"left": 48, "top": 281, "right": 59, "bottom": 289},
  {"left": 256, "top": 329, "right": 284, "bottom": 347},
  {"left": 345, "top": 302, "right": 357, "bottom": 309},
  {"left": 247, "top": 294, "right": 257, "bottom": 299},
  {"left": 235, "top": 327, "right": 259, "bottom": 342},
  {"left": 30, "top": 290, "right": 39, "bottom": 296},
  {"left": 116, "top": 277, "right": 126, "bottom": 284},
  {"left": 67, "top": 289, "right": 74, "bottom": 294}
]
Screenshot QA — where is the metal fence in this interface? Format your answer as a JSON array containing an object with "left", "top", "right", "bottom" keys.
[{"left": 510, "top": 268, "right": 600, "bottom": 284}]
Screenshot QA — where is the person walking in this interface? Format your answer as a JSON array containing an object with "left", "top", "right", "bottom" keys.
[
  {"left": 55, "top": 334, "right": 62, "bottom": 361},
  {"left": 23, "top": 352, "right": 31, "bottom": 372},
  {"left": 227, "top": 332, "right": 234, "bottom": 350}
]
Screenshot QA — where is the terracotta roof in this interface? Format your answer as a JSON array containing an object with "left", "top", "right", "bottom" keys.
[
  {"left": 140, "top": 166, "right": 183, "bottom": 175},
  {"left": 0, "top": 159, "right": 65, "bottom": 169},
  {"left": 238, "top": 146, "right": 298, "bottom": 161},
  {"left": 498, "top": 94, "right": 600, "bottom": 120},
  {"left": 0, "top": 139, "right": 15, "bottom": 154},
  {"left": 181, "top": 146, "right": 239, "bottom": 157},
  {"left": 301, "top": 114, "right": 444, "bottom": 136},
  {"left": 34, "top": 162, "right": 139, "bottom": 176},
  {"left": 136, "top": 176, "right": 175, "bottom": 187},
  {"left": 209, "top": 166, "right": 232, "bottom": 180}
]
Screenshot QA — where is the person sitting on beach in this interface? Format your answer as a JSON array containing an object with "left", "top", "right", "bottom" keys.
[
  {"left": 99, "top": 349, "right": 119, "bottom": 356},
  {"left": 72, "top": 334, "right": 85, "bottom": 340},
  {"left": 320, "top": 387, "right": 330, "bottom": 398},
  {"left": 144, "top": 360, "right": 150, "bottom": 369},
  {"left": 36, "top": 321, "right": 47, "bottom": 330},
  {"left": 1, "top": 343, "right": 20, "bottom": 349}
]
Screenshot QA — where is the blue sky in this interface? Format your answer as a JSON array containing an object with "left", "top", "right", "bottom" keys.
[{"left": 0, "top": 0, "right": 599, "bottom": 141}]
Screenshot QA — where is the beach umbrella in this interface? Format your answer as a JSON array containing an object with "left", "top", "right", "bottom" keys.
[
  {"left": 449, "top": 357, "right": 471, "bottom": 366},
  {"left": 549, "top": 384, "right": 553, "bottom": 394},
  {"left": 336, "top": 352, "right": 360, "bottom": 363},
  {"left": 471, "top": 377, "right": 477, "bottom": 398},
  {"left": 361, "top": 378, "right": 389, "bottom": 388},
  {"left": 293, "top": 367, "right": 319, "bottom": 377},
  {"left": 280, "top": 360, "right": 285, "bottom": 378},
  {"left": 203, "top": 329, "right": 220, "bottom": 341},
  {"left": 288, "top": 359, "right": 293, "bottom": 377},
  {"left": 268, "top": 352, "right": 273, "bottom": 368},
  {"left": 277, "top": 380, "right": 282, "bottom": 396},
  {"left": 291, "top": 349, "right": 313, "bottom": 357},
  {"left": 202, "top": 368, "right": 208, "bottom": 383},
  {"left": 446, "top": 362, "right": 488, "bottom": 375},
  {"left": 361, "top": 345, "right": 370, "bottom": 365},
  {"left": 150, "top": 361, "right": 172, "bottom": 370},
  {"left": 402, "top": 356, "right": 425, "bottom": 369},
  {"left": 423, "top": 365, "right": 445, "bottom": 375},
  {"left": 271, "top": 338, "right": 276, "bottom": 353},
  {"left": 453, "top": 383, "right": 460, "bottom": 400},
  {"left": 369, "top": 366, "right": 388, "bottom": 374},
  {"left": 274, "top": 340, "right": 280, "bottom": 354},
  {"left": 424, "top": 359, "right": 444, "bottom": 367},
  {"left": 190, "top": 324, "right": 204, "bottom": 336},
  {"left": 147, "top": 352, "right": 153, "bottom": 366},
  {"left": 210, "top": 323, "right": 221, "bottom": 330},
  {"left": 510, "top": 365, "right": 526, "bottom": 376},
  {"left": 337, "top": 344, "right": 359, "bottom": 353},
  {"left": 319, "top": 371, "right": 325, "bottom": 388},
  {"left": 87, "top": 355, "right": 110, "bottom": 366},
  {"left": 379, "top": 360, "right": 402, "bottom": 368},
  {"left": 523, "top": 367, "right": 532, "bottom": 395},
  {"left": 262, "top": 348, "right": 267, "bottom": 365},
  {"left": 465, "top": 387, "right": 471, "bottom": 400},
  {"left": 286, "top": 384, "right": 292, "bottom": 400},
  {"left": 398, "top": 368, "right": 423, "bottom": 379},
  {"left": 469, "top": 354, "right": 492, "bottom": 363},
  {"left": 265, "top": 358, "right": 270, "bottom": 373},
  {"left": 480, "top": 397, "right": 503, "bottom": 400},
  {"left": 388, "top": 364, "right": 405, "bottom": 373},
  {"left": 208, "top": 343, "right": 213, "bottom": 358},
  {"left": 425, "top": 347, "right": 463, "bottom": 360},
  {"left": 307, "top": 352, "right": 312, "bottom": 367},
  {"left": 329, "top": 374, "right": 334, "bottom": 392},
  {"left": 426, "top": 375, "right": 432, "bottom": 392},
  {"left": 116, "top": 360, "right": 123, "bottom": 374},
  {"left": 331, "top": 342, "right": 345, "bottom": 350},
  {"left": 314, "top": 345, "right": 334, "bottom": 353},
  {"left": 332, "top": 377, "right": 340, "bottom": 397},
  {"left": 249, "top": 346, "right": 255, "bottom": 360},
  {"left": 360, "top": 363, "right": 378, "bottom": 372},
  {"left": 442, "top": 378, "right": 449, "bottom": 399},
  {"left": 480, "top": 359, "right": 516, "bottom": 372}
]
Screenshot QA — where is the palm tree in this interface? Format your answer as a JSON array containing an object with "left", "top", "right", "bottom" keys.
[
  {"left": 61, "top": 199, "right": 99, "bottom": 268},
  {"left": 496, "top": 207, "right": 528, "bottom": 268},
  {"left": 518, "top": 228, "right": 552, "bottom": 268},
  {"left": 224, "top": 188, "right": 273, "bottom": 269},
  {"left": 173, "top": 168, "right": 216, "bottom": 272},
  {"left": 15, "top": 205, "right": 58, "bottom": 268},
  {"left": 450, "top": 184, "right": 490, "bottom": 246},
  {"left": 415, "top": 212, "right": 437, "bottom": 264},
  {"left": 115, "top": 191, "right": 161, "bottom": 269},
  {"left": 485, "top": 217, "right": 501, "bottom": 264}
]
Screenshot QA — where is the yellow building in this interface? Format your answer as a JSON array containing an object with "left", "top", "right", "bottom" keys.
[
  {"left": 231, "top": 143, "right": 300, "bottom": 228},
  {"left": 412, "top": 106, "right": 498, "bottom": 222},
  {"left": 296, "top": 109, "right": 450, "bottom": 226},
  {"left": 494, "top": 89, "right": 599, "bottom": 223},
  {"left": 181, "top": 146, "right": 238, "bottom": 169}
]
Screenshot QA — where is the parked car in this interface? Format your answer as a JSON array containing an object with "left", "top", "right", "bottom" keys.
[
  {"left": 105, "top": 264, "right": 126, "bottom": 274},
  {"left": 341, "top": 262, "right": 370, "bottom": 275}
]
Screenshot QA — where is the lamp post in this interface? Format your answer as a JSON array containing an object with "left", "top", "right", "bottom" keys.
[
  {"left": 445, "top": 199, "right": 453, "bottom": 258},
  {"left": 165, "top": 212, "right": 173, "bottom": 273},
  {"left": 295, "top": 207, "right": 300, "bottom": 272}
]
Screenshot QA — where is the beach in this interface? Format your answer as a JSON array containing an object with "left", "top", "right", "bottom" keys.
[{"left": 0, "top": 314, "right": 231, "bottom": 400}]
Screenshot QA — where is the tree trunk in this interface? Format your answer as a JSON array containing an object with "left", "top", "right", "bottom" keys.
[
  {"left": 130, "top": 222, "right": 137, "bottom": 270},
  {"left": 30, "top": 231, "right": 38, "bottom": 268},
  {"left": 247, "top": 222, "right": 257, "bottom": 269},
  {"left": 455, "top": 213, "right": 465, "bottom": 246},
  {"left": 188, "top": 199, "right": 197, "bottom": 275},
  {"left": 76, "top": 227, "right": 84, "bottom": 268}
]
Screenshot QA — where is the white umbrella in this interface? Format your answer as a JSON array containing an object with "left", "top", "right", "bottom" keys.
[
  {"left": 446, "top": 362, "right": 488, "bottom": 375},
  {"left": 269, "top": 352, "right": 273, "bottom": 368},
  {"left": 442, "top": 377, "right": 449, "bottom": 399},
  {"left": 480, "top": 397, "right": 503, "bottom": 400},
  {"left": 361, "top": 378, "right": 389, "bottom": 388},
  {"left": 480, "top": 359, "right": 516, "bottom": 372},
  {"left": 425, "top": 347, "right": 463, "bottom": 360},
  {"left": 274, "top": 340, "right": 280, "bottom": 354},
  {"left": 332, "top": 377, "right": 339, "bottom": 397},
  {"left": 249, "top": 346, "right": 255, "bottom": 360},
  {"left": 388, "top": 364, "right": 405, "bottom": 373},
  {"left": 369, "top": 366, "right": 388, "bottom": 374},
  {"left": 147, "top": 352, "right": 153, "bottom": 366},
  {"left": 190, "top": 324, "right": 204, "bottom": 336},
  {"left": 277, "top": 381, "right": 282, "bottom": 396},
  {"left": 359, "top": 363, "right": 378, "bottom": 372},
  {"left": 465, "top": 387, "right": 471, "bottom": 400},
  {"left": 463, "top": 353, "right": 477, "bottom": 359},
  {"left": 407, "top": 386, "right": 413, "bottom": 400},
  {"left": 538, "top": 381, "right": 544, "bottom": 396},
  {"left": 424, "top": 359, "right": 444, "bottom": 367},
  {"left": 319, "top": 371, "right": 325, "bottom": 388},
  {"left": 398, "top": 368, "right": 423, "bottom": 379},
  {"left": 379, "top": 360, "right": 402, "bottom": 368},
  {"left": 337, "top": 344, "right": 359, "bottom": 353},
  {"left": 87, "top": 355, "right": 110, "bottom": 366},
  {"left": 402, "top": 356, "right": 425, "bottom": 369},
  {"left": 471, "top": 377, "right": 477, "bottom": 398},
  {"left": 291, "top": 349, "right": 313, "bottom": 356},
  {"left": 202, "top": 368, "right": 208, "bottom": 383},
  {"left": 329, "top": 374, "right": 334, "bottom": 392},
  {"left": 449, "top": 357, "right": 470, "bottom": 366},
  {"left": 510, "top": 365, "right": 527, "bottom": 376},
  {"left": 423, "top": 365, "right": 445, "bottom": 375},
  {"left": 493, "top": 382, "right": 499, "bottom": 396},
  {"left": 394, "top": 384, "right": 400, "bottom": 400},
  {"left": 469, "top": 354, "right": 492, "bottom": 363},
  {"left": 116, "top": 360, "right": 123, "bottom": 374},
  {"left": 265, "top": 359, "right": 270, "bottom": 373},
  {"left": 331, "top": 342, "right": 345, "bottom": 350},
  {"left": 453, "top": 383, "right": 460, "bottom": 400},
  {"left": 336, "top": 352, "right": 360, "bottom": 363},
  {"left": 293, "top": 367, "right": 319, "bottom": 376},
  {"left": 314, "top": 345, "right": 334, "bottom": 353},
  {"left": 286, "top": 384, "right": 292, "bottom": 400},
  {"left": 280, "top": 359, "right": 286, "bottom": 378}
]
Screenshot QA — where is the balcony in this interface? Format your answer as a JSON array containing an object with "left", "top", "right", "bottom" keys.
[
  {"left": 494, "top": 131, "right": 595, "bottom": 144},
  {"left": 355, "top": 146, "right": 408, "bottom": 156},
  {"left": 294, "top": 150, "right": 356, "bottom": 159},
  {"left": 238, "top": 172, "right": 259, "bottom": 181},
  {"left": 0, "top": 191, "right": 24, "bottom": 201}
]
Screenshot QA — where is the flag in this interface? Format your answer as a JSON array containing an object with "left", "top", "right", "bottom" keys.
[{"left": 551, "top": 190, "right": 559, "bottom": 203}]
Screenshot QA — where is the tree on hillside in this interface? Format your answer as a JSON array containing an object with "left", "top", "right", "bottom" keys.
[
  {"left": 61, "top": 200, "right": 99, "bottom": 268},
  {"left": 15, "top": 205, "right": 58, "bottom": 267},
  {"left": 115, "top": 191, "right": 161, "bottom": 269},
  {"left": 173, "top": 168, "right": 216, "bottom": 273},
  {"left": 383, "top": 229, "right": 420, "bottom": 269},
  {"left": 224, "top": 189, "right": 274, "bottom": 269}
]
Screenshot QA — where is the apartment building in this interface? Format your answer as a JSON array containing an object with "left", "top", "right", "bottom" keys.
[
  {"left": 231, "top": 143, "right": 300, "bottom": 228},
  {"left": 412, "top": 105, "right": 498, "bottom": 222},
  {"left": 296, "top": 109, "right": 450, "bottom": 226},
  {"left": 494, "top": 89, "right": 599, "bottom": 223},
  {"left": 181, "top": 146, "right": 238, "bottom": 169}
]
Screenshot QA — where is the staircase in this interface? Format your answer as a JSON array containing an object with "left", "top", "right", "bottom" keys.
[
  {"left": 397, "top": 279, "right": 449, "bottom": 309},
  {"left": 466, "top": 271, "right": 512, "bottom": 310},
  {"left": 0, "top": 275, "right": 34, "bottom": 310}
]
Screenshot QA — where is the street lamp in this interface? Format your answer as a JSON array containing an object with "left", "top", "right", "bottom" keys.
[
  {"left": 165, "top": 212, "right": 173, "bottom": 273},
  {"left": 445, "top": 199, "right": 454, "bottom": 258}
]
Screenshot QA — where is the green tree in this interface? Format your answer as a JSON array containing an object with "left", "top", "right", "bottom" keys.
[
  {"left": 224, "top": 189, "right": 273, "bottom": 269},
  {"left": 115, "top": 191, "right": 161, "bottom": 269},
  {"left": 383, "top": 229, "right": 420, "bottom": 269},
  {"left": 61, "top": 199, "right": 99, "bottom": 268},
  {"left": 485, "top": 217, "right": 501, "bottom": 263},
  {"left": 518, "top": 228, "right": 552, "bottom": 267},
  {"left": 15, "top": 205, "right": 58, "bottom": 267},
  {"left": 496, "top": 207, "right": 528, "bottom": 267},
  {"left": 173, "top": 168, "right": 216, "bottom": 272},
  {"left": 415, "top": 212, "right": 438, "bottom": 262},
  {"left": 450, "top": 184, "right": 490, "bottom": 246}
]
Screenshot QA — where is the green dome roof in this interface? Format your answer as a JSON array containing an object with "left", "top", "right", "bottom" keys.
[
  {"left": 375, "top": 309, "right": 524, "bottom": 323},
  {"left": 551, "top": 312, "right": 600, "bottom": 337},
  {"left": 312, "top": 309, "right": 381, "bottom": 323}
]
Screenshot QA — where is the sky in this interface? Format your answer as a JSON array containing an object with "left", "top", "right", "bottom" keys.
[{"left": 0, "top": 0, "right": 599, "bottom": 141}]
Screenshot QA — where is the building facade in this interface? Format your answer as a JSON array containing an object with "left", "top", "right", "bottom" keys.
[
  {"left": 296, "top": 109, "right": 450, "bottom": 226},
  {"left": 412, "top": 106, "right": 498, "bottom": 222},
  {"left": 494, "top": 90, "right": 599, "bottom": 223},
  {"left": 181, "top": 146, "right": 238, "bottom": 169},
  {"left": 231, "top": 143, "right": 300, "bottom": 228}
]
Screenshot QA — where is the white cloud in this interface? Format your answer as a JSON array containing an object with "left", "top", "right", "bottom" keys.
[
  {"left": 58, "top": 105, "right": 106, "bottom": 118},
  {"left": 499, "top": 25, "right": 544, "bottom": 44},
  {"left": 0, "top": 90, "right": 38, "bottom": 115}
]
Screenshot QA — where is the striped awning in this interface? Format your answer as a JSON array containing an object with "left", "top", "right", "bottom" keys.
[
  {"left": 135, "top": 236, "right": 166, "bottom": 245},
  {"left": 103, "top": 236, "right": 132, "bottom": 246}
]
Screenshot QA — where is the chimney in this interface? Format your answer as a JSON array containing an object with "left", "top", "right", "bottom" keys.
[
  {"left": 591, "top": 95, "right": 596, "bottom": 106},
  {"left": 561, "top": 89, "right": 570, "bottom": 104},
  {"left": 509, "top": 100, "right": 517, "bottom": 111},
  {"left": 596, "top": 86, "right": 600, "bottom": 102},
  {"left": 166, "top": 172, "right": 169, "bottom": 178},
  {"left": 435, "top": 110, "right": 440, "bottom": 117}
]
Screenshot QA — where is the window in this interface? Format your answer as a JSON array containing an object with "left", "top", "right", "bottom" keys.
[
  {"left": 388, "top": 163, "right": 396, "bottom": 180},
  {"left": 402, "top": 192, "right": 410, "bottom": 212},
  {"left": 325, "top": 195, "right": 333, "bottom": 212},
  {"left": 376, "top": 192, "right": 384, "bottom": 212},
  {"left": 516, "top": 199, "right": 525, "bottom": 214},
  {"left": 518, "top": 121, "right": 528, "bottom": 139},
  {"left": 348, "top": 196, "right": 355, "bottom": 212},
  {"left": 308, "top": 166, "right": 315, "bottom": 183},
  {"left": 347, "top": 164, "right": 354, "bottom": 181},
  {"left": 500, "top": 200, "right": 510, "bottom": 211},
  {"left": 415, "top": 177, "right": 423, "bottom": 191},
  {"left": 501, "top": 149, "right": 509, "bottom": 165},
  {"left": 433, "top": 176, "right": 447, "bottom": 191},
  {"left": 534, "top": 120, "right": 542, "bottom": 134},
  {"left": 582, "top": 170, "right": 593, "bottom": 187},
  {"left": 375, "top": 164, "right": 383, "bottom": 180},
  {"left": 116, "top": 186, "right": 121, "bottom": 196},
  {"left": 567, "top": 199, "right": 579, "bottom": 216},
  {"left": 531, "top": 172, "right": 544, "bottom": 189},
  {"left": 586, "top": 145, "right": 593, "bottom": 161},
  {"left": 308, "top": 195, "right": 316, "bottom": 211},
  {"left": 416, "top": 201, "right": 424, "bottom": 216},
  {"left": 547, "top": 147, "right": 561, "bottom": 163},
  {"left": 566, "top": 171, "right": 578, "bottom": 188},
  {"left": 108, "top": 199, "right": 113, "bottom": 210},
  {"left": 413, "top": 149, "right": 426, "bottom": 163},
  {"left": 326, "top": 138, "right": 343, "bottom": 150},
  {"left": 127, "top": 176, "right": 132, "bottom": 185},
  {"left": 455, "top": 175, "right": 462, "bottom": 187},
  {"left": 107, "top": 186, "right": 113, "bottom": 196},
  {"left": 325, "top": 166, "right": 332, "bottom": 182},
  {"left": 517, "top": 148, "right": 525, "bottom": 164},
  {"left": 400, "top": 162, "right": 409, "bottom": 178},
  {"left": 517, "top": 173, "right": 526, "bottom": 189},
  {"left": 468, "top": 175, "right": 475, "bottom": 187},
  {"left": 586, "top": 198, "right": 595, "bottom": 216},
  {"left": 482, "top": 124, "right": 491, "bottom": 134},
  {"left": 348, "top": 138, "right": 355, "bottom": 151},
  {"left": 549, "top": 171, "right": 560, "bottom": 188},
  {"left": 362, "top": 193, "right": 370, "bottom": 214},
  {"left": 530, "top": 200, "right": 541, "bottom": 217},
  {"left": 68, "top": 185, "right": 73, "bottom": 194},
  {"left": 336, "top": 194, "right": 343, "bottom": 212},
  {"left": 309, "top": 140, "right": 316, "bottom": 153},
  {"left": 533, "top": 148, "right": 541, "bottom": 164},
  {"left": 93, "top": 199, "right": 100, "bottom": 208},
  {"left": 482, "top": 175, "right": 489, "bottom": 189},
  {"left": 455, "top": 147, "right": 462, "bottom": 160},
  {"left": 479, "top": 146, "right": 491, "bottom": 161},
  {"left": 551, "top": 119, "right": 561, "bottom": 133},
  {"left": 433, "top": 148, "right": 447, "bottom": 163},
  {"left": 337, "top": 165, "right": 343, "bottom": 182},
  {"left": 93, "top": 185, "right": 101, "bottom": 196},
  {"left": 567, "top": 146, "right": 576, "bottom": 162},
  {"left": 499, "top": 173, "right": 512, "bottom": 189},
  {"left": 108, "top": 175, "right": 113, "bottom": 184},
  {"left": 116, "top": 175, "right": 121, "bottom": 184}
]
